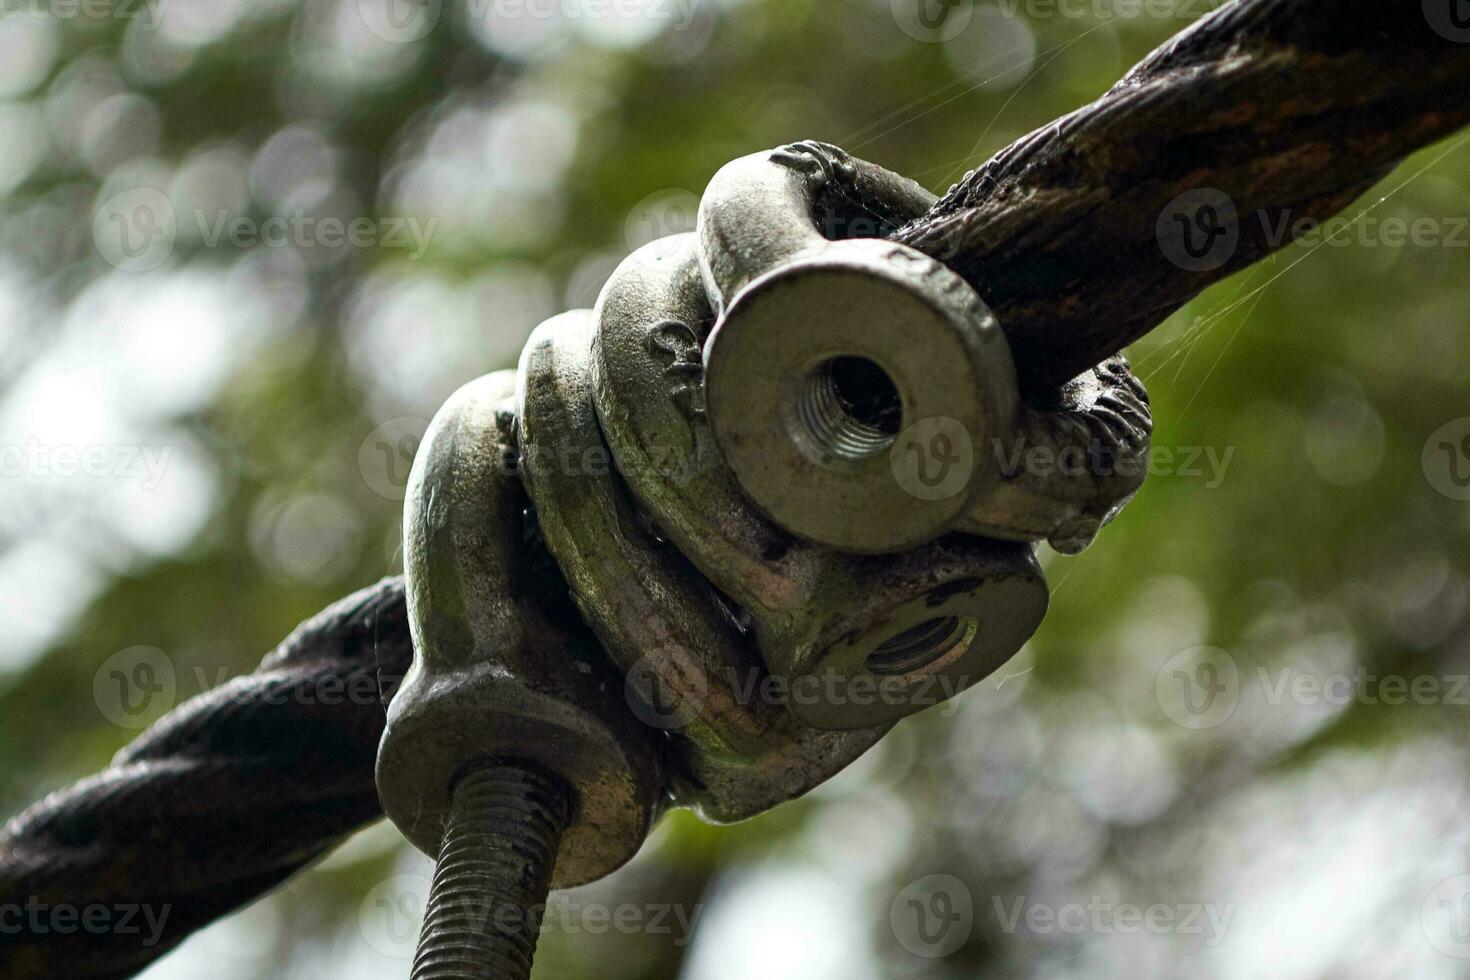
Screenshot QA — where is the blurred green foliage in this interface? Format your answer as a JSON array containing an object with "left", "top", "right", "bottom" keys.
[{"left": 1, "top": 1, "right": 1468, "bottom": 977}]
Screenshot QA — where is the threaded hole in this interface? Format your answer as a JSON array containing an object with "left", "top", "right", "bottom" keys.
[
  {"left": 866, "top": 616, "right": 976, "bottom": 676},
  {"left": 796, "top": 356, "right": 901, "bottom": 461}
]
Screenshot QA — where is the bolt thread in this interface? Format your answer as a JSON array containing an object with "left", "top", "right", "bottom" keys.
[
  {"left": 410, "top": 760, "right": 573, "bottom": 980},
  {"left": 798, "top": 359, "right": 900, "bottom": 460}
]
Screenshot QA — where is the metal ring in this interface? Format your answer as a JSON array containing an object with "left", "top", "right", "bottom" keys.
[
  {"left": 697, "top": 140, "right": 1153, "bottom": 555},
  {"left": 592, "top": 234, "right": 1049, "bottom": 731},
  {"left": 515, "top": 310, "right": 887, "bottom": 820}
]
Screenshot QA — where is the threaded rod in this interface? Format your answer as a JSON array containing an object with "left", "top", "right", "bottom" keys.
[{"left": 410, "top": 760, "right": 573, "bottom": 980}]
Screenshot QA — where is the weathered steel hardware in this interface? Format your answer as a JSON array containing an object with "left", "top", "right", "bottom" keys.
[
  {"left": 517, "top": 310, "right": 888, "bottom": 818},
  {"left": 593, "top": 234, "right": 1049, "bottom": 732},
  {"left": 378, "top": 141, "right": 1152, "bottom": 979},
  {"left": 7, "top": 7, "right": 1462, "bottom": 978},
  {"left": 698, "top": 141, "right": 1153, "bottom": 555},
  {"left": 378, "top": 370, "right": 662, "bottom": 889}
]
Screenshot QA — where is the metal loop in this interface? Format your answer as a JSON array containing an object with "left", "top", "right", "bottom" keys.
[{"left": 696, "top": 140, "right": 1153, "bottom": 554}]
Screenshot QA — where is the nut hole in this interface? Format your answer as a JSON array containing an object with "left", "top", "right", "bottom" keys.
[
  {"left": 866, "top": 616, "right": 976, "bottom": 676},
  {"left": 797, "top": 356, "right": 902, "bottom": 460}
]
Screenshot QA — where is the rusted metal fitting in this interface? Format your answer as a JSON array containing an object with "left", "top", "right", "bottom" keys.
[
  {"left": 516, "top": 311, "right": 888, "bottom": 818},
  {"left": 698, "top": 141, "right": 1153, "bottom": 555},
  {"left": 377, "top": 369, "right": 662, "bottom": 888},
  {"left": 592, "top": 234, "right": 1049, "bottom": 731},
  {"left": 375, "top": 141, "right": 1154, "bottom": 980}
]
